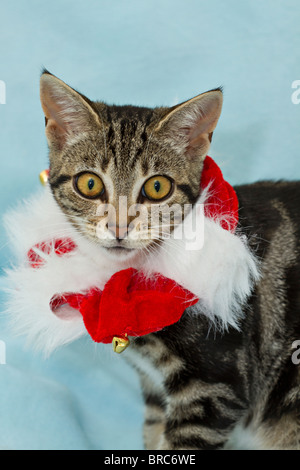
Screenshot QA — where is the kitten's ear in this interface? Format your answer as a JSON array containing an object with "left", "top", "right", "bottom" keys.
[
  {"left": 40, "top": 71, "right": 101, "bottom": 150},
  {"left": 155, "top": 89, "right": 223, "bottom": 159}
]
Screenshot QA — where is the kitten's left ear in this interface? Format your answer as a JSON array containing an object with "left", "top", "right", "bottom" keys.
[{"left": 155, "top": 88, "right": 223, "bottom": 159}]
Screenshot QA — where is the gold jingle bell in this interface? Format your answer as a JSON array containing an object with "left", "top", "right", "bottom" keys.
[
  {"left": 39, "top": 169, "right": 49, "bottom": 186},
  {"left": 112, "top": 335, "right": 130, "bottom": 354}
]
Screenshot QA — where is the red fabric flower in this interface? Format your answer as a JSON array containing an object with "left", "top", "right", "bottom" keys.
[{"left": 50, "top": 269, "right": 198, "bottom": 343}]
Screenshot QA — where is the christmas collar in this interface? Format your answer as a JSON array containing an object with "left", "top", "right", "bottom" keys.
[{"left": 33, "top": 156, "right": 238, "bottom": 352}]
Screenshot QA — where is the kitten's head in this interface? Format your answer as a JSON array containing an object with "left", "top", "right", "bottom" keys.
[{"left": 40, "top": 70, "right": 223, "bottom": 260}]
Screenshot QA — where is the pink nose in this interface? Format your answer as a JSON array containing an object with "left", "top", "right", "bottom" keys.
[{"left": 107, "top": 224, "right": 128, "bottom": 240}]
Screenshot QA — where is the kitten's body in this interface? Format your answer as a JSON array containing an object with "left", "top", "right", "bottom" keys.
[
  {"left": 5, "top": 72, "right": 300, "bottom": 449},
  {"left": 129, "top": 181, "right": 300, "bottom": 449}
]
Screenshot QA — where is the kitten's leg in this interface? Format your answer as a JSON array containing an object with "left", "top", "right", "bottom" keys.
[
  {"left": 158, "top": 380, "right": 247, "bottom": 450},
  {"left": 132, "top": 334, "right": 247, "bottom": 450},
  {"left": 140, "top": 375, "right": 167, "bottom": 450},
  {"left": 129, "top": 337, "right": 168, "bottom": 450}
]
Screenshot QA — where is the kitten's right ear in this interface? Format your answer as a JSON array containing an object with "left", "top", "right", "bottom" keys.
[{"left": 40, "top": 70, "right": 101, "bottom": 150}]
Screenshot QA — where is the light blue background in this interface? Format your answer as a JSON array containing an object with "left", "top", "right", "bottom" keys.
[{"left": 0, "top": 0, "right": 299, "bottom": 449}]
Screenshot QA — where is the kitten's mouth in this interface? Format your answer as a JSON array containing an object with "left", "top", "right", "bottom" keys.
[
  {"left": 107, "top": 246, "right": 134, "bottom": 252},
  {"left": 105, "top": 245, "right": 137, "bottom": 258},
  {"left": 103, "top": 240, "right": 161, "bottom": 259}
]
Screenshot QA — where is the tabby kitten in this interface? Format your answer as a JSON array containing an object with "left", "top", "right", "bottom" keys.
[{"left": 20, "top": 71, "right": 300, "bottom": 449}]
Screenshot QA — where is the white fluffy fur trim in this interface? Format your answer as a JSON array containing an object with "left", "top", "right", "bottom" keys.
[
  {"left": 3, "top": 188, "right": 260, "bottom": 354},
  {"left": 3, "top": 188, "right": 123, "bottom": 355}
]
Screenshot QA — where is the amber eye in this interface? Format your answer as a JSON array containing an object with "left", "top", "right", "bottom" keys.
[
  {"left": 75, "top": 173, "right": 104, "bottom": 199},
  {"left": 142, "top": 176, "right": 173, "bottom": 201}
]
